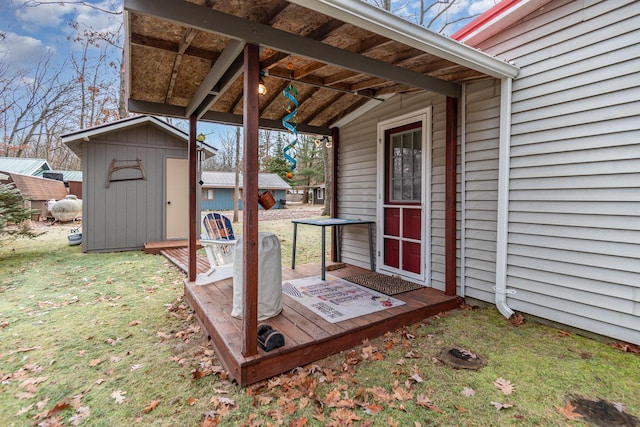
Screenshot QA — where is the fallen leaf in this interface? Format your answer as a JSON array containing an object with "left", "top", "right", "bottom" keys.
[
  {"left": 461, "top": 387, "right": 476, "bottom": 397},
  {"left": 491, "top": 401, "right": 514, "bottom": 411},
  {"left": 289, "top": 417, "right": 308, "bottom": 427},
  {"left": 130, "top": 364, "right": 142, "bottom": 371},
  {"left": 392, "top": 385, "right": 413, "bottom": 401},
  {"left": 362, "top": 404, "right": 383, "bottom": 415},
  {"left": 69, "top": 406, "right": 90, "bottom": 426},
  {"left": 89, "top": 359, "right": 103, "bottom": 367},
  {"left": 555, "top": 402, "right": 583, "bottom": 421},
  {"left": 493, "top": 377, "right": 515, "bottom": 395},
  {"left": 410, "top": 372, "right": 424, "bottom": 383},
  {"left": 143, "top": 399, "right": 161, "bottom": 413},
  {"left": 416, "top": 395, "right": 442, "bottom": 412},
  {"left": 201, "top": 416, "right": 219, "bottom": 427},
  {"left": 46, "top": 400, "right": 70, "bottom": 417},
  {"left": 111, "top": 390, "right": 126, "bottom": 404},
  {"left": 187, "top": 396, "right": 198, "bottom": 406},
  {"left": 128, "top": 320, "right": 140, "bottom": 326},
  {"left": 95, "top": 378, "right": 105, "bottom": 385},
  {"left": 455, "top": 404, "right": 467, "bottom": 412},
  {"left": 510, "top": 313, "right": 525, "bottom": 326}
]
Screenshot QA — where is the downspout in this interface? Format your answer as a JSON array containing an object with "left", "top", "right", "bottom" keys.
[
  {"left": 460, "top": 84, "right": 466, "bottom": 298},
  {"left": 495, "top": 77, "right": 516, "bottom": 318}
]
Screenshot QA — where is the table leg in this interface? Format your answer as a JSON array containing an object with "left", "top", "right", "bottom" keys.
[
  {"left": 335, "top": 225, "right": 341, "bottom": 262},
  {"left": 368, "top": 222, "right": 374, "bottom": 271},
  {"left": 291, "top": 222, "right": 297, "bottom": 269},
  {"left": 321, "top": 225, "right": 326, "bottom": 280}
]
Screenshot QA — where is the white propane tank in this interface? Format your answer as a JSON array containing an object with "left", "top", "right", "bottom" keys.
[{"left": 50, "top": 195, "right": 82, "bottom": 222}]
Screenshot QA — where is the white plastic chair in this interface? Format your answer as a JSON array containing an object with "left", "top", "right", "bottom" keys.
[{"left": 199, "top": 213, "right": 237, "bottom": 283}]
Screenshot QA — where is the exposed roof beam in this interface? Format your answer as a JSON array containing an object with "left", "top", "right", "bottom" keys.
[
  {"left": 130, "top": 33, "right": 218, "bottom": 60},
  {"left": 125, "top": 0, "right": 461, "bottom": 98},
  {"left": 128, "top": 99, "right": 332, "bottom": 135},
  {"left": 166, "top": 28, "right": 197, "bottom": 101},
  {"left": 186, "top": 39, "right": 246, "bottom": 119},
  {"left": 201, "top": 111, "right": 332, "bottom": 136}
]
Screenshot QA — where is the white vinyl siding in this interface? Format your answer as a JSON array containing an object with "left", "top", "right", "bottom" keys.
[
  {"left": 462, "top": 79, "right": 501, "bottom": 302},
  {"left": 339, "top": 93, "right": 449, "bottom": 290},
  {"left": 476, "top": 0, "right": 640, "bottom": 343}
]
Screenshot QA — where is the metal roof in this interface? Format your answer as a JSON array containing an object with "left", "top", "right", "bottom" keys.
[
  {"left": 0, "top": 157, "right": 52, "bottom": 176},
  {"left": 202, "top": 171, "right": 291, "bottom": 190},
  {"left": 34, "top": 170, "right": 83, "bottom": 182}
]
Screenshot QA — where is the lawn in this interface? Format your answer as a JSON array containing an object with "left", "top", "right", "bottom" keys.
[{"left": 1, "top": 220, "right": 639, "bottom": 427}]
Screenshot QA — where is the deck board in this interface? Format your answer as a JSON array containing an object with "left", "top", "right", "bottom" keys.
[{"left": 164, "top": 249, "right": 461, "bottom": 386}]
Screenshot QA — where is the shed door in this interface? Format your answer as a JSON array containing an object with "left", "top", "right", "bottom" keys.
[
  {"left": 377, "top": 111, "right": 430, "bottom": 283},
  {"left": 165, "top": 157, "right": 188, "bottom": 239}
]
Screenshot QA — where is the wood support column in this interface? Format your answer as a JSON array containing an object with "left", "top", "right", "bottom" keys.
[
  {"left": 445, "top": 97, "right": 458, "bottom": 296},
  {"left": 330, "top": 127, "right": 339, "bottom": 261},
  {"left": 188, "top": 115, "right": 198, "bottom": 282},
  {"left": 242, "top": 44, "right": 259, "bottom": 357}
]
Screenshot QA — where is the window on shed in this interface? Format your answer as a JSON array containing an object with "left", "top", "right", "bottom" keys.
[{"left": 202, "top": 189, "right": 214, "bottom": 200}]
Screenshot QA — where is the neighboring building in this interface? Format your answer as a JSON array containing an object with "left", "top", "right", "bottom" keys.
[
  {"left": 201, "top": 171, "right": 290, "bottom": 211},
  {"left": 0, "top": 157, "right": 52, "bottom": 176},
  {"left": 0, "top": 172, "right": 68, "bottom": 220},
  {"left": 34, "top": 170, "right": 83, "bottom": 198},
  {"left": 310, "top": 185, "right": 325, "bottom": 205},
  {"left": 62, "top": 115, "right": 215, "bottom": 253}
]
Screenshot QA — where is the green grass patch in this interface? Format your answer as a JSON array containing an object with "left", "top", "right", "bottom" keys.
[{"left": 1, "top": 225, "right": 639, "bottom": 426}]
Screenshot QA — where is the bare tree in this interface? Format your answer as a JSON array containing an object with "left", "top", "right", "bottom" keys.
[{"left": 0, "top": 54, "right": 75, "bottom": 158}]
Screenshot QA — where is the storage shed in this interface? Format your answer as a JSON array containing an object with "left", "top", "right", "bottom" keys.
[
  {"left": 62, "top": 115, "right": 215, "bottom": 253},
  {"left": 201, "top": 171, "right": 290, "bottom": 210}
]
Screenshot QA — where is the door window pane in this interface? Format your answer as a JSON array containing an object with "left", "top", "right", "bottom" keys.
[{"left": 389, "top": 128, "right": 422, "bottom": 202}]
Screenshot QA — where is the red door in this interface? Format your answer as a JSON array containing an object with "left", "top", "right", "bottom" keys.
[{"left": 381, "top": 121, "right": 425, "bottom": 279}]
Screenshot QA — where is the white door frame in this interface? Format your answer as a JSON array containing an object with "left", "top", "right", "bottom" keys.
[{"left": 376, "top": 107, "right": 432, "bottom": 284}]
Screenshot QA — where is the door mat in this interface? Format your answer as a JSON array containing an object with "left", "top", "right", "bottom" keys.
[
  {"left": 282, "top": 275, "right": 405, "bottom": 323},
  {"left": 343, "top": 272, "right": 423, "bottom": 295}
]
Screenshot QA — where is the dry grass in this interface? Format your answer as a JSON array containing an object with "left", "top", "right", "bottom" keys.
[{"left": 1, "top": 221, "right": 639, "bottom": 426}]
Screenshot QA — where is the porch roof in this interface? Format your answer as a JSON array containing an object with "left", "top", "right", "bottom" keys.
[{"left": 124, "top": 0, "right": 519, "bottom": 134}]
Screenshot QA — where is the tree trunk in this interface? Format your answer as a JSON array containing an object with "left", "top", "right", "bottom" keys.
[
  {"left": 233, "top": 126, "right": 241, "bottom": 223},
  {"left": 321, "top": 141, "right": 331, "bottom": 216}
]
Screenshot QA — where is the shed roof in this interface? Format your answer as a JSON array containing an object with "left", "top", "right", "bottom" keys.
[
  {"left": 0, "top": 157, "right": 52, "bottom": 176},
  {"left": 34, "top": 170, "right": 83, "bottom": 182},
  {"left": 61, "top": 115, "right": 216, "bottom": 158},
  {"left": 202, "top": 171, "right": 291, "bottom": 190},
  {"left": 124, "top": 0, "right": 519, "bottom": 133},
  {"left": 5, "top": 172, "right": 68, "bottom": 201}
]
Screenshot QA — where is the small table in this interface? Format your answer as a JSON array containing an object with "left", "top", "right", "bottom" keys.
[{"left": 291, "top": 218, "right": 375, "bottom": 280}]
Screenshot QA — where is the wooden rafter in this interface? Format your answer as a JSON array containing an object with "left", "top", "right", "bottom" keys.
[{"left": 166, "top": 28, "right": 197, "bottom": 101}]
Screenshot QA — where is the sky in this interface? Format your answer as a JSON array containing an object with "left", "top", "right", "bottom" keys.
[{"left": 0, "top": 0, "right": 122, "bottom": 73}]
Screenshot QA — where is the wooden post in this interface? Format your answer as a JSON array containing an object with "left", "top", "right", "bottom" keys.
[
  {"left": 330, "top": 127, "right": 339, "bottom": 261},
  {"left": 242, "top": 44, "right": 259, "bottom": 357},
  {"left": 445, "top": 97, "right": 458, "bottom": 296},
  {"left": 188, "top": 114, "right": 198, "bottom": 282}
]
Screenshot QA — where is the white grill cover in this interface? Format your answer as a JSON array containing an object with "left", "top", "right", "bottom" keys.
[{"left": 231, "top": 232, "right": 282, "bottom": 320}]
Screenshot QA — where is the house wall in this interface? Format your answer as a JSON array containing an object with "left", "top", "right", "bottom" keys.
[
  {"left": 82, "top": 123, "right": 187, "bottom": 252},
  {"left": 474, "top": 0, "right": 640, "bottom": 344},
  {"left": 338, "top": 92, "right": 453, "bottom": 292},
  {"left": 201, "top": 188, "right": 287, "bottom": 211},
  {"left": 462, "top": 79, "right": 501, "bottom": 302}
]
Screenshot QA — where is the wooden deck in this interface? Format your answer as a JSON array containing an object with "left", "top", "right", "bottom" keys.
[{"left": 163, "top": 249, "right": 461, "bottom": 386}]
